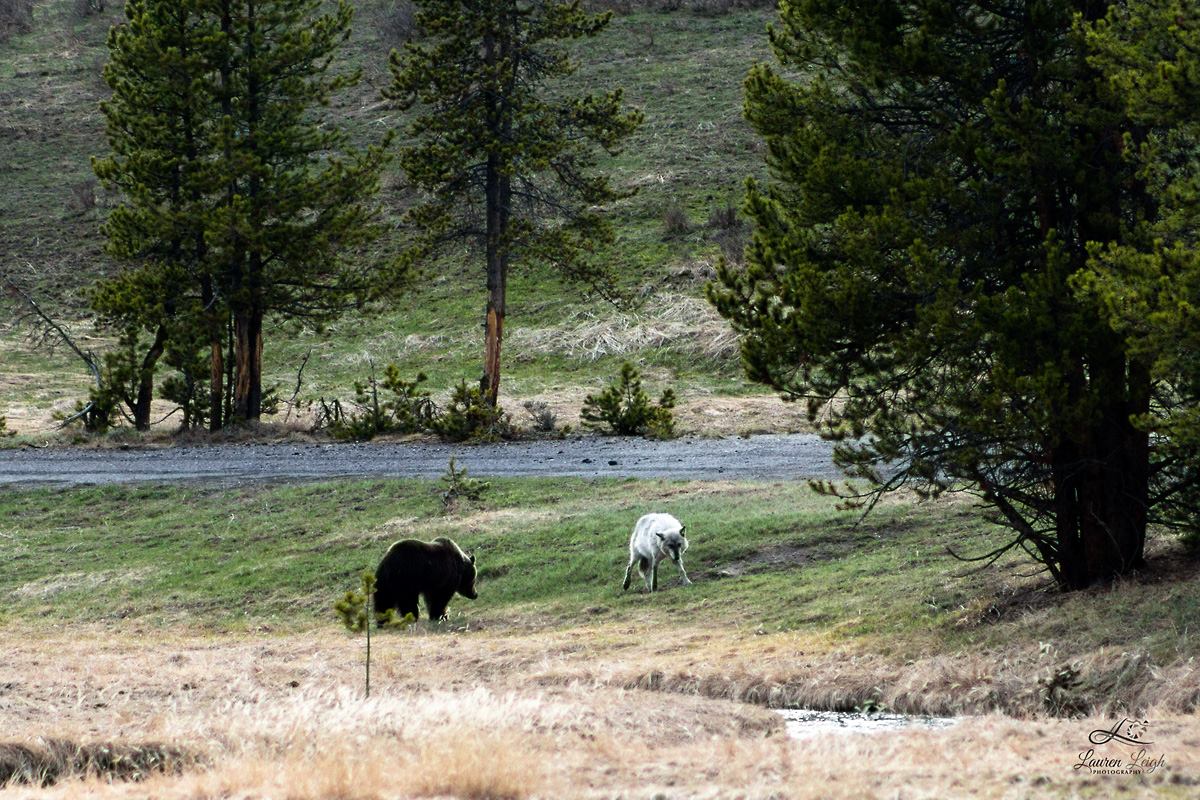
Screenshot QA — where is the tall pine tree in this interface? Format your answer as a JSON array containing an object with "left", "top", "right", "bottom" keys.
[
  {"left": 386, "top": 0, "right": 642, "bottom": 406},
  {"left": 210, "top": 0, "right": 394, "bottom": 422},
  {"left": 95, "top": 0, "right": 394, "bottom": 428},
  {"left": 708, "top": 0, "right": 1187, "bottom": 589},
  {"left": 1081, "top": 0, "right": 1200, "bottom": 540},
  {"left": 93, "top": 0, "right": 221, "bottom": 430}
]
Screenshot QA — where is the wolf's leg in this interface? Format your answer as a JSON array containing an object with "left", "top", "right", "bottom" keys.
[
  {"left": 622, "top": 555, "right": 638, "bottom": 591},
  {"left": 676, "top": 556, "right": 692, "bottom": 586},
  {"left": 650, "top": 558, "right": 659, "bottom": 592}
]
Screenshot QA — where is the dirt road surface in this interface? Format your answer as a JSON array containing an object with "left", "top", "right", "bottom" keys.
[{"left": 0, "top": 433, "right": 841, "bottom": 486}]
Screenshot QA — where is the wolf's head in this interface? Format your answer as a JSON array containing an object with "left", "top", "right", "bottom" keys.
[{"left": 655, "top": 525, "right": 688, "bottom": 564}]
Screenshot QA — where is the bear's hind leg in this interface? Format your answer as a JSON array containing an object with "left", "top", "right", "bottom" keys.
[{"left": 372, "top": 587, "right": 393, "bottom": 621}]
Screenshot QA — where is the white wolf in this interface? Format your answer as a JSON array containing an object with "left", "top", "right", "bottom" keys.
[{"left": 622, "top": 512, "right": 691, "bottom": 593}]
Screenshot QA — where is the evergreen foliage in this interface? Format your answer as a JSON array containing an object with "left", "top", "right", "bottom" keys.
[
  {"left": 92, "top": 0, "right": 394, "bottom": 431},
  {"left": 440, "top": 456, "right": 490, "bottom": 512},
  {"left": 386, "top": 0, "right": 643, "bottom": 406},
  {"left": 210, "top": 0, "right": 396, "bottom": 423},
  {"left": 92, "top": 0, "right": 220, "bottom": 430},
  {"left": 1080, "top": 1, "right": 1200, "bottom": 542},
  {"left": 431, "top": 380, "right": 514, "bottom": 441},
  {"left": 331, "top": 365, "right": 437, "bottom": 440},
  {"left": 708, "top": 0, "right": 1198, "bottom": 588},
  {"left": 580, "top": 361, "right": 675, "bottom": 437},
  {"left": 336, "top": 570, "right": 413, "bottom": 699}
]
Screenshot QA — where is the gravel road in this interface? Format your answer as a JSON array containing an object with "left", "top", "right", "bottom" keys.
[{"left": 0, "top": 434, "right": 840, "bottom": 486}]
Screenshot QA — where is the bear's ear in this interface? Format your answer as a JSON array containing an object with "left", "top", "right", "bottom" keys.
[
  {"left": 679, "top": 526, "right": 686, "bottom": 537},
  {"left": 469, "top": 552, "right": 476, "bottom": 564}
]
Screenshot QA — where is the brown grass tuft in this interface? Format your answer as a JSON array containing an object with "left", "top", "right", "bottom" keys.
[{"left": 0, "top": 739, "right": 192, "bottom": 788}]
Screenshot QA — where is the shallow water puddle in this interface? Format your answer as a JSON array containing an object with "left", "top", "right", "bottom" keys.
[{"left": 776, "top": 709, "right": 960, "bottom": 740}]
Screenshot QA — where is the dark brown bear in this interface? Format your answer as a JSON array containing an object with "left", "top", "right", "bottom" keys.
[{"left": 374, "top": 536, "right": 478, "bottom": 622}]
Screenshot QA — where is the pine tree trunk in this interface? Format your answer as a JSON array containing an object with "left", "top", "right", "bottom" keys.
[
  {"left": 233, "top": 309, "right": 263, "bottom": 422},
  {"left": 234, "top": 1, "right": 264, "bottom": 423},
  {"left": 482, "top": 168, "right": 509, "bottom": 408},
  {"left": 480, "top": 29, "right": 510, "bottom": 408},
  {"left": 132, "top": 324, "right": 168, "bottom": 431},
  {"left": 209, "top": 337, "right": 224, "bottom": 431},
  {"left": 203, "top": 279, "right": 223, "bottom": 432},
  {"left": 1053, "top": 359, "right": 1150, "bottom": 589}
]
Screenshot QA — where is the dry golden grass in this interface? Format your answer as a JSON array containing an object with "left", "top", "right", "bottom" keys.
[
  {"left": 508, "top": 292, "right": 738, "bottom": 364},
  {"left": 2, "top": 625, "right": 1197, "bottom": 798}
]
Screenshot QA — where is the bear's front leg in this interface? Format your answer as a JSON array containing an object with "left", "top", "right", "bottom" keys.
[{"left": 425, "top": 590, "right": 452, "bottom": 622}]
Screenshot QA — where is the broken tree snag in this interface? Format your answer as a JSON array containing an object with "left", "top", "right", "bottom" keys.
[{"left": 482, "top": 305, "right": 504, "bottom": 407}]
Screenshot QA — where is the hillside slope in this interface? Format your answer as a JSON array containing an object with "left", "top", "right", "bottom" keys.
[{"left": 0, "top": 0, "right": 796, "bottom": 436}]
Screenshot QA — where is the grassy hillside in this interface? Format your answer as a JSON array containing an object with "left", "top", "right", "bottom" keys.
[{"left": 0, "top": 0, "right": 783, "bottom": 435}]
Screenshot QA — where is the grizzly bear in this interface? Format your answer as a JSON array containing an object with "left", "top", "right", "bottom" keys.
[{"left": 374, "top": 536, "right": 478, "bottom": 622}]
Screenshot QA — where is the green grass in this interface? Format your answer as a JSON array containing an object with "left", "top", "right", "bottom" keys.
[
  {"left": 0, "top": 1, "right": 777, "bottom": 428},
  {"left": 1, "top": 478, "right": 1194, "bottom": 666}
]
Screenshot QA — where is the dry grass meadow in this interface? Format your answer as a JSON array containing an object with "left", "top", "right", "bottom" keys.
[{"left": 2, "top": 624, "right": 1198, "bottom": 799}]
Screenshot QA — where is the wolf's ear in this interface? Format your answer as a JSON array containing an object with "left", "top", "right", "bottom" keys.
[
  {"left": 655, "top": 532, "right": 664, "bottom": 540},
  {"left": 679, "top": 526, "right": 686, "bottom": 537}
]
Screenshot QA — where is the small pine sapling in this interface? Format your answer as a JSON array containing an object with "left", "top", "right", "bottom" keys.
[
  {"left": 581, "top": 362, "right": 676, "bottom": 438},
  {"left": 440, "top": 457, "right": 490, "bottom": 513},
  {"left": 431, "top": 381, "right": 513, "bottom": 442},
  {"left": 335, "top": 570, "right": 412, "bottom": 698}
]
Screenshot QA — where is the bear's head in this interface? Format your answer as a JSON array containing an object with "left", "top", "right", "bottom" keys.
[{"left": 459, "top": 551, "right": 478, "bottom": 600}]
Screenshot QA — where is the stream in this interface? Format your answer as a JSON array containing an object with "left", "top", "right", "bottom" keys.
[{"left": 776, "top": 709, "right": 960, "bottom": 740}]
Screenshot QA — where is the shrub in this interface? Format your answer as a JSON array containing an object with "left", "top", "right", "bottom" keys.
[
  {"left": 379, "top": 0, "right": 418, "bottom": 45},
  {"left": 0, "top": 0, "right": 34, "bottom": 43},
  {"left": 707, "top": 200, "right": 739, "bottom": 230},
  {"left": 521, "top": 400, "right": 558, "bottom": 433},
  {"left": 71, "top": 0, "right": 105, "bottom": 19},
  {"left": 707, "top": 200, "right": 747, "bottom": 262},
  {"left": 581, "top": 362, "right": 676, "bottom": 437},
  {"left": 431, "top": 380, "right": 514, "bottom": 442},
  {"left": 160, "top": 338, "right": 212, "bottom": 432},
  {"left": 331, "top": 364, "right": 436, "bottom": 441},
  {"left": 662, "top": 201, "right": 691, "bottom": 238},
  {"left": 322, "top": 369, "right": 514, "bottom": 442}
]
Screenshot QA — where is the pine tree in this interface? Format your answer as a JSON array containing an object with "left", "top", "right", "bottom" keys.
[
  {"left": 209, "top": 0, "right": 395, "bottom": 423},
  {"left": 386, "top": 0, "right": 642, "bottom": 406},
  {"left": 1081, "top": 1, "right": 1200, "bottom": 540},
  {"left": 94, "top": 0, "right": 394, "bottom": 429},
  {"left": 92, "top": 0, "right": 221, "bottom": 430},
  {"left": 707, "top": 0, "right": 1190, "bottom": 589}
]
